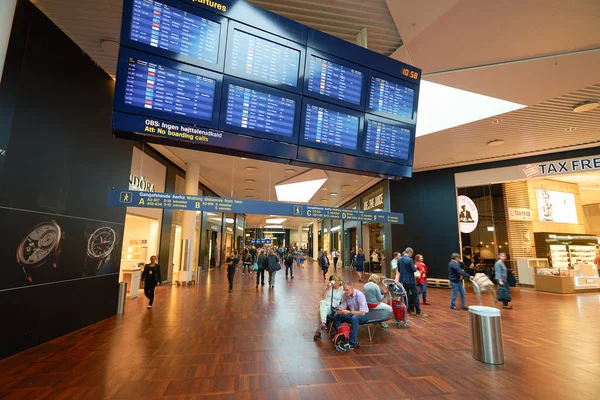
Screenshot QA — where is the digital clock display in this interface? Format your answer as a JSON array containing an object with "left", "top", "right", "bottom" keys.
[{"left": 401, "top": 68, "right": 419, "bottom": 80}]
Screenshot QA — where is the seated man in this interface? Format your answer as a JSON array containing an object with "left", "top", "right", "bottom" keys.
[{"left": 333, "top": 281, "right": 369, "bottom": 349}]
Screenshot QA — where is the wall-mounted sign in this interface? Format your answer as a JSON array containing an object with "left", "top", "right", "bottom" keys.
[
  {"left": 129, "top": 174, "right": 155, "bottom": 192},
  {"left": 508, "top": 208, "right": 532, "bottom": 221},
  {"left": 108, "top": 189, "right": 404, "bottom": 224},
  {"left": 523, "top": 156, "right": 600, "bottom": 179},
  {"left": 363, "top": 192, "right": 384, "bottom": 211},
  {"left": 457, "top": 195, "right": 478, "bottom": 233},
  {"left": 535, "top": 189, "right": 578, "bottom": 224}
]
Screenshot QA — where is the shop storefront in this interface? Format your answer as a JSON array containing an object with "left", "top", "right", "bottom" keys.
[{"left": 455, "top": 154, "right": 600, "bottom": 293}]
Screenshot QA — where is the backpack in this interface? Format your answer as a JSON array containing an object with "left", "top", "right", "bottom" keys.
[
  {"left": 286, "top": 255, "right": 293, "bottom": 265},
  {"left": 332, "top": 322, "right": 352, "bottom": 352}
]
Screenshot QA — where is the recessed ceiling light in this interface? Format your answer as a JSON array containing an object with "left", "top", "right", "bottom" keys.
[
  {"left": 284, "top": 169, "right": 295, "bottom": 174},
  {"left": 246, "top": 195, "right": 254, "bottom": 199},
  {"left": 353, "top": 179, "right": 359, "bottom": 182},
  {"left": 266, "top": 218, "right": 286, "bottom": 224},
  {"left": 330, "top": 192, "right": 338, "bottom": 196},
  {"left": 342, "top": 185, "right": 351, "bottom": 190},
  {"left": 487, "top": 140, "right": 505, "bottom": 147},
  {"left": 573, "top": 102, "right": 600, "bottom": 113},
  {"left": 246, "top": 179, "right": 256, "bottom": 184},
  {"left": 491, "top": 119, "right": 502, "bottom": 124},
  {"left": 209, "top": 170, "right": 216, "bottom": 174},
  {"left": 320, "top": 199, "right": 328, "bottom": 203},
  {"left": 321, "top": 187, "right": 328, "bottom": 191},
  {"left": 565, "top": 127, "right": 576, "bottom": 132},
  {"left": 245, "top": 167, "right": 257, "bottom": 172},
  {"left": 241, "top": 157, "right": 247, "bottom": 160},
  {"left": 245, "top": 188, "right": 255, "bottom": 193}
]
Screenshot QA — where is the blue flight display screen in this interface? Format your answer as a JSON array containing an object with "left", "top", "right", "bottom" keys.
[
  {"left": 129, "top": 0, "right": 220, "bottom": 64},
  {"left": 368, "top": 76, "right": 415, "bottom": 120},
  {"left": 123, "top": 56, "right": 216, "bottom": 121},
  {"left": 365, "top": 120, "right": 411, "bottom": 160},
  {"left": 303, "top": 104, "right": 359, "bottom": 150},
  {"left": 228, "top": 29, "right": 300, "bottom": 88},
  {"left": 224, "top": 84, "right": 296, "bottom": 137},
  {"left": 307, "top": 55, "right": 362, "bottom": 105}
]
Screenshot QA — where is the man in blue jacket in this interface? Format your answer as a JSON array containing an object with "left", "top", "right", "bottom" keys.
[
  {"left": 449, "top": 253, "right": 473, "bottom": 310},
  {"left": 395, "top": 247, "right": 427, "bottom": 318}
]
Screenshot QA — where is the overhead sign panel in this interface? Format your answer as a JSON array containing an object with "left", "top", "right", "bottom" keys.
[
  {"left": 108, "top": 189, "right": 404, "bottom": 224},
  {"left": 113, "top": 0, "right": 421, "bottom": 177}
]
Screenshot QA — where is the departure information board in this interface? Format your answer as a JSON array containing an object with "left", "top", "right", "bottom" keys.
[
  {"left": 365, "top": 119, "right": 411, "bottom": 160},
  {"left": 224, "top": 83, "right": 296, "bottom": 137},
  {"left": 303, "top": 104, "right": 359, "bottom": 150},
  {"left": 368, "top": 76, "right": 415, "bottom": 120},
  {"left": 306, "top": 55, "right": 363, "bottom": 105},
  {"left": 228, "top": 29, "right": 301, "bottom": 88},
  {"left": 129, "top": 0, "right": 220, "bottom": 64},
  {"left": 123, "top": 56, "right": 216, "bottom": 121}
]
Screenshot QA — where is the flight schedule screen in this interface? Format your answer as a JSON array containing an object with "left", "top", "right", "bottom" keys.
[
  {"left": 228, "top": 29, "right": 300, "bottom": 88},
  {"left": 368, "top": 76, "right": 414, "bottom": 120},
  {"left": 306, "top": 55, "right": 363, "bottom": 105},
  {"left": 303, "top": 104, "right": 359, "bottom": 150},
  {"left": 123, "top": 56, "right": 216, "bottom": 121},
  {"left": 224, "top": 84, "right": 296, "bottom": 137},
  {"left": 129, "top": 0, "right": 220, "bottom": 64},
  {"left": 365, "top": 120, "right": 411, "bottom": 160}
]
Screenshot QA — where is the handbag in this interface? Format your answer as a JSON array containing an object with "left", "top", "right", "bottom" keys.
[
  {"left": 497, "top": 284, "right": 511, "bottom": 302},
  {"left": 253, "top": 262, "right": 259, "bottom": 271},
  {"left": 414, "top": 270, "right": 422, "bottom": 279}
]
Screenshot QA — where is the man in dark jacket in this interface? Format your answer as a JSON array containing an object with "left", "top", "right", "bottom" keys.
[
  {"left": 395, "top": 248, "right": 427, "bottom": 318},
  {"left": 449, "top": 253, "right": 473, "bottom": 310},
  {"left": 285, "top": 249, "right": 295, "bottom": 279},
  {"left": 267, "top": 249, "right": 280, "bottom": 289}
]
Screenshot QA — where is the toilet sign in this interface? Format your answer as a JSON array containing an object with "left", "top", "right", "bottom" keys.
[{"left": 457, "top": 195, "right": 478, "bottom": 233}]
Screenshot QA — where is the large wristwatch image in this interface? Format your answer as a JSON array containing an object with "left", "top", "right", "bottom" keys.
[
  {"left": 86, "top": 226, "right": 118, "bottom": 274},
  {"left": 16, "top": 221, "right": 65, "bottom": 283}
]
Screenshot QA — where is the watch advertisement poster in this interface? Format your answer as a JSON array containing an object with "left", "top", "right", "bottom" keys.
[
  {"left": 457, "top": 195, "right": 478, "bottom": 234},
  {"left": 0, "top": 207, "right": 123, "bottom": 291}
]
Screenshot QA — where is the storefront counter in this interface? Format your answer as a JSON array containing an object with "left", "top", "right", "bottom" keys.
[
  {"left": 534, "top": 274, "right": 575, "bottom": 294},
  {"left": 121, "top": 267, "right": 142, "bottom": 298}
]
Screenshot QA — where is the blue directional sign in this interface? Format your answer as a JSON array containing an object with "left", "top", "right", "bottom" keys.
[{"left": 108, "top": 189, "right": 403, "bottom": 224}]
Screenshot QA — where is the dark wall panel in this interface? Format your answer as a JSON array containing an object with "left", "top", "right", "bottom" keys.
[
  {"left": 390, "top": 169, "right": 458, "bottom": 279},
  {"left": 0, "top": 0, "right": 131, "bottom": 359}
]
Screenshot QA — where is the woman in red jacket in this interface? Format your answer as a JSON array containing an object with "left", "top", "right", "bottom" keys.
[{"left": 415, "top": 254, "right": 431, "bottom": 305}]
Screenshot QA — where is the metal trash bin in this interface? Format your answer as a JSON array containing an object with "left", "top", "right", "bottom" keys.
[
  {"left": 117, "top": 281, "right": 128, "bottom": 315},
  {"left": 468, "top": 306, "right": 504, "bottom": 365}
]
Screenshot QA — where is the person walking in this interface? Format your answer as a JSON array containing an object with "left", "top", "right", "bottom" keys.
[
  {"left": 495, "top": 253, "right": 512, "bottom": 309},
  {"left": 350, "top": 248, "right": 356, "bottom": 270},
  {"left": 285, "top": 249, "right": 295, "bottom": 279},
  {"left": 226, "top": 250, "right": 239, "bottom": 293},
  {"left": 355, "top": 248, "right": 366, "bottom": 282},
  {"left": 395, "top": 248, "right": 427, "bottom": 317},
  {"left": 267, "top": 249, "right": 279, "bottom": 289},
  {"left": 141, "top": 255, "right": 162, "bottom": 309},
  {"left": 449, "top": 253, "right": 473, "bottom": 310},
  {"left": 255, "top": 248, "right": 266, "bottom": 288},
  {"left": 332, "top": 249, "right": 339, "bottom": 269},
  {"left": 319, "top": 251, "right": 330, "bottom": 280},
  {"left": 415, "top": 254, "right": 431, "bottom": 305}
]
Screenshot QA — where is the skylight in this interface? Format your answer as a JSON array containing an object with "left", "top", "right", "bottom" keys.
[
  {"left": 275, "top": 169, "right": 328, "bottom": 203},
  {"left": 416, "top": 80, "right": 525, "bottom": 137}
]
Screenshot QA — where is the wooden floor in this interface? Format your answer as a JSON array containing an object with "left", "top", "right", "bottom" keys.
[{"left": 1, "top": 260, "right": 600, "bottom": 400}]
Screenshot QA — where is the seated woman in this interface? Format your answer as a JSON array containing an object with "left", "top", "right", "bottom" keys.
[
  {"left": 314, "top": 274, "right": 343, "bottom": 340},
  {"left": 363, "top": 274, "right": 392, "bottom": 328}
]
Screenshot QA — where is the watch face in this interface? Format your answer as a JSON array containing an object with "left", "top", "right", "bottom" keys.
[
  {"left": 87, "top": 227, "right": 117, "bottom": 259},
  {"left": 17, "top": 221, "right": 62, "bottom": 267}
]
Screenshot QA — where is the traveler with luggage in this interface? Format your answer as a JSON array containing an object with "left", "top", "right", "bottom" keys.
[
  {"left": 449, "top": 253, "right": 473, "bottom": 310},
  {"left": 255, "top": 248, "right": 267, "bottom": 288},
  {"left": 333, "top": 281, "right": 369, "bottom": 350},
  {"left": 267, "top": 249, "right": 280, "bottom": 289},
  {"left": 396, "top": 247, "right": 427, "bottom": 317},
  {"left": 495, "top": 253, "right": 512, "bottom": 309}
]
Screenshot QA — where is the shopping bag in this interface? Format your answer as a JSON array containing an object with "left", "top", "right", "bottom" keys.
[
  {"left": 253, "top": 262, "right": 259, "bottom": 271},
  {"left": 497, "top": 285, "right": 511, "bottom": 302}
]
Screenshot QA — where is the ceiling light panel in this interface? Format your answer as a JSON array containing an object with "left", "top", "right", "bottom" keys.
[{"left": 266, "top": 218, "right": 286, "bottom": 224}]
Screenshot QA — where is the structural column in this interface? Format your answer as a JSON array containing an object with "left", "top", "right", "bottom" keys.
[
  {"left": 0, "top": 0, "right": 17, "bottom": 82},
  {"left": 312, "top": 219, "right": 319, "bottom": 259},
  {"left": 179, "top": 162, "right": 199, "bottom": 283},
  {"left": 297, "top": 223, "right": 303, "bottom": 248}
]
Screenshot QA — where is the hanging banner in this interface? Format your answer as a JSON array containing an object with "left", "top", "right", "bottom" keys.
[{"left": 108, "top": 189, "right": 404, "bottom": 224}]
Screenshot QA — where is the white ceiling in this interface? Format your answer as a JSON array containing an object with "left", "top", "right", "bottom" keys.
[
  {"left": 548, "top": 171, "right": 600, "bottom": 206},
  {"left": 152, "top": 143, "right": 381, "bottom": 208}
]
